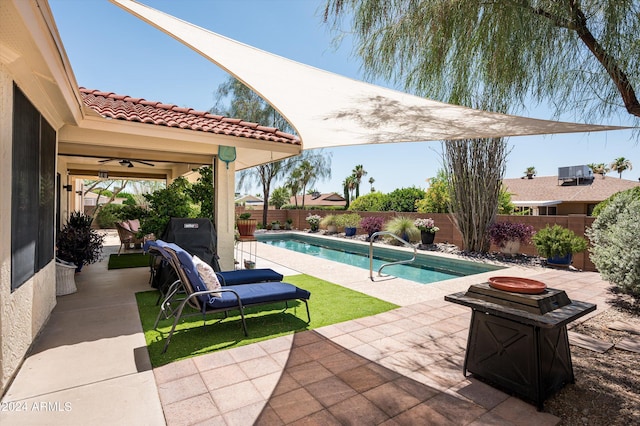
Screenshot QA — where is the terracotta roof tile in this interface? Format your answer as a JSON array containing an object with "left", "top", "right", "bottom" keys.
[{"left": 79, "top": 88, "right": 300, "bottom": 145}]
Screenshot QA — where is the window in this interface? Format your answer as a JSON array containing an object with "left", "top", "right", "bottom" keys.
[{"left": 11, "top": 84, "right": 56, "bottom": 291}]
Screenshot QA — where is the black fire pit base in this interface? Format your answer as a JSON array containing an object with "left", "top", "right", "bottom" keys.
[
  {"left": 446, "top": 283, "right": 596, "bottom": 411},
  {"left": 464, "top": 310, "right": 574, "bottom": 410}
]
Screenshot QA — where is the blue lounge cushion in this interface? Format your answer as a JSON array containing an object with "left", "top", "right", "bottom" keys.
[
  {"left": 217, "top": 269, "right": 283, "bottom": 286},
  {"left": 206, "top": 282, "right": 310, "bottom": 310}
]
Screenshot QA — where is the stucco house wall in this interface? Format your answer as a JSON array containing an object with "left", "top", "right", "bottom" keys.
[{"left": 0, "top": 64, "right": 58, "bottom": 396}]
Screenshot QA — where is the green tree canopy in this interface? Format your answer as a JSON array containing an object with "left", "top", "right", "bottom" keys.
[
  {"left": 416, "top": 169, "right": 450, "bottom": 213},
  {"left": 324, "top": 1, "right": 640, "bottom": 122},
  {"left": 387, "top": 187, "right": 425, "bottom": 212},
  {"left": 349, "top": 192, "right": 390, "bottom": 212}
]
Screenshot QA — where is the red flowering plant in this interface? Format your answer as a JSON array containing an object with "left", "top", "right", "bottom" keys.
[
  {"left": 360, "top": 216, "right": 385, "bottom": 238},
  {"left": 488, "top": 222, "right": 535, "bottom": 248}
]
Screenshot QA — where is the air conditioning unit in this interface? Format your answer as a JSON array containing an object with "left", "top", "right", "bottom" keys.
[{"left": 558, "top": 165, "right": 593, "bottom": 185}]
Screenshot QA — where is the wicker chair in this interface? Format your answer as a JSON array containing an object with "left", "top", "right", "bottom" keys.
[{"left": 115, "top": 221, "right": 144, "bottom": 255}]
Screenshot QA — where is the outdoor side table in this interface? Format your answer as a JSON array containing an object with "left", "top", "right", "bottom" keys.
[{"left": 445, "top": 282, "right": 596, "bottom": 410}]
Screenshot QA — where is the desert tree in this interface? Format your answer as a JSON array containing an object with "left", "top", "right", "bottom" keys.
[
  {"left": 443, "top": 138, "right": 508, "bottom": 252},
  {"left": 324, "top": 1, "right": 640, "bottom": 122}
]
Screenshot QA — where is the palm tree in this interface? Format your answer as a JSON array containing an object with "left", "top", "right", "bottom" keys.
[
  {"left": 369, "top": 176, "right": 375, "bottom": 192},
  {"left": 588, "top": 163, "right": 610, "bottom": 178},
  {"left": 352, "top": 165, "right": 367, "bottom": 198},
  {"left": 610, "top": 157, "right": 633, "bottom": 179},
  {"left": 343, "top": 175, "right": 357, "bottom": 208},
  {"left": 524, "top": 166, "right": 536, "bottom": 179}
]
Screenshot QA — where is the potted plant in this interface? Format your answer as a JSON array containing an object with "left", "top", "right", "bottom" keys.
[
  {"left": 284, "top": 218, "right": 293, "bottom": 230},
  {"left": 236, "top": 212, "right": 257, "bottom": 237},
  {"left": 360, "top": 216, "right": 385, "bottom": 240},
  {"left": 385, "top": 216, "right": 420, "bottom": 243},
  {"left": 271, "top": 220, "right": 281, "bottom": 230},
  {"left": 414, "top": 218, "right": 440, "bottom": 245},
  {"left": 320, "top": 214, "right": 338, "bottom": 233},
  {"left": 336, "top": 213, "right": 362, "bottom": 236},
  {"left": 56, "top": 211, "right": 105, "bottom": 272},
  {"left": 305, "top": 214, "right": 322, "bottom": 232},
  {"left": 488, "top": 221, "right": 535, "bottom": 256},
  {"left": 532, "top": 224, "right": 588, "bottom": 266}
]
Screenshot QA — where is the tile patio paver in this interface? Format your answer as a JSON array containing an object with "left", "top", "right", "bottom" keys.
[{"left": 3, "top": 232, "right": 616, "bottom": 425}]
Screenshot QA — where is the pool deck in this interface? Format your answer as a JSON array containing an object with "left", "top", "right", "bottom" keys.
[{"left": 1, "top": 231, "right": 612, "bottom": 425}]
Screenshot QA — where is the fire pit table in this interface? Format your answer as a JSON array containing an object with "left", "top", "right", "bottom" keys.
[{"left": 445, "top": 279, "right": 596, "bottom": 410}]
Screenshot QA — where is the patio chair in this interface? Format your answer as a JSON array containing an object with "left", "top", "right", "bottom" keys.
[
  {"left": 145, "top": 240, "right": 284, "bottom": 304},
  {"left": 115, "top": 221, "right": 144, "bottom": 255},
  {"left": 153, "top": 242, "right": 310, "bottom": 353}
]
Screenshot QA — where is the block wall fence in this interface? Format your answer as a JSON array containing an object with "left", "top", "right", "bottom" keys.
[{"left": 236, "top": 208, "right": 597, "bottom": 272}]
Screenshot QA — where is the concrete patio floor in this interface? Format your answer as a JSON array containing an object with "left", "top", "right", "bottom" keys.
[{"left": 0, "top": 232, "right": 613, "bottom": 425}]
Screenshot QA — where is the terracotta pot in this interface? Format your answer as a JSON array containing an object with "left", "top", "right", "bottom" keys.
[
  {"left": 237, "top": 219, "right": 257, "bottom": 237},
  {"left": 499, "top": 240, "right": 520, "bottom": 256}
]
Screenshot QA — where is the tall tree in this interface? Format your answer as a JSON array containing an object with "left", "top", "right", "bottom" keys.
[
  {"left": 343, "top": 175, "right": 357, "bottom": 208},
  {"left": 324, "top": 1, "right": 640, "bottom": 122},
  {"left": 444, "top": 138, "right": 508, "bottom": 252},
  {"left": 368, "top": 176, "right": 375, "bottom": 192},
  {"left": 610, "top": 157, "right": 633, "bottom": 178},
  {"left": 352, "top": 164, "right": 367, "bottom": 198},
  {"left": 214, "top": 77, "right": 297, "bottom": 225}
]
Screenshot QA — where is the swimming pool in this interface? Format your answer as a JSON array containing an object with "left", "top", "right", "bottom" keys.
[{"left": 256, "top": 233, "right": 503, "bottom": 284}]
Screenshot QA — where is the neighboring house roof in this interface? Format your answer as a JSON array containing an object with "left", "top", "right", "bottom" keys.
[
  {"left": 504, "top": 175, "right": 640, "bottom": 204},
  {"left": 79, "top": 88, "right": 300, "bottom": 145},
  {"left": 289, "top": 192, "right": 346, "bottom": 207},
  {"left": 235, "top": 194, "right": 264, "bottom": 205}
]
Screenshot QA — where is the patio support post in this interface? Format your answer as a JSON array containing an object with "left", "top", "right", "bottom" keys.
[{"left": 214, "top": 156, "right": 236, "bottom": 271}]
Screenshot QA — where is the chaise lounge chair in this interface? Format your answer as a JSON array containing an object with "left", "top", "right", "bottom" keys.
[
  {"left": 153, "top": 242, "right": 310, "bottom": 353},
  {"left": 145, "top": 239, "right": 284, "bottom": 295}
]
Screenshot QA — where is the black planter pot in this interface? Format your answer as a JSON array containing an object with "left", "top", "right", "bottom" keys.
[{"left": 421, "top": 230, "right": 436, "bottom": 245}]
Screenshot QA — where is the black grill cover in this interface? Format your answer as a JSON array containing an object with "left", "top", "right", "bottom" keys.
[
  {"left": 160, "top": 218, "right": 221, "bottom": 271},
  {"left": 151, "top": 218, "right": 221, "bottom": 291}
]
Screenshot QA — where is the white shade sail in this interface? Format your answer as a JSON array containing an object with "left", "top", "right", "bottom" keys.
[{"left": 111, "top": 0, "right": 629, "bottom": 150}]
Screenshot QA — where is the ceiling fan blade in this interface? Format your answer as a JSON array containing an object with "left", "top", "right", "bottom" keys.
[
  {"left": 98, "top": 158, "right": 116, "bottom": 164},
  {"left": 133, "top": 160, "right": 155, "bottom": 167}
]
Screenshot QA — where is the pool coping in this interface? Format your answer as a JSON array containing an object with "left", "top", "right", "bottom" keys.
[{"left": 247, "top": 231, "right": 544, "bottom": 307}]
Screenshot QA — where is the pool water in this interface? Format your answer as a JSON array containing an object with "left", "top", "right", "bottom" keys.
[{"left": 257, "top": 233, "right": 502, "bottom": 284}]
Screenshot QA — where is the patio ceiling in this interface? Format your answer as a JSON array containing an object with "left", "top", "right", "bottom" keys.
[{"left": 111, "top": 0, "right": 630, "bottom": 151}]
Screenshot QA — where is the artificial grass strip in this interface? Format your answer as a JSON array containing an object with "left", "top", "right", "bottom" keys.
[
  {"left": 107, "top": 253, "right": 152, "bottom": 270},
  {"left": 136, "top": 274, "right": 398, "bottom": 367}
]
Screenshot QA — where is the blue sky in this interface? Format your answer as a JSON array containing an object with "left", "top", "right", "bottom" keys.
[{"left": 49, "top": 0, "right": 639, "bottom": 194}]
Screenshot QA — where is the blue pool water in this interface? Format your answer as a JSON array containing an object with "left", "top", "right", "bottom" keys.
[{"left": 257, "top": 233, "right": 502, "bottom": 284}]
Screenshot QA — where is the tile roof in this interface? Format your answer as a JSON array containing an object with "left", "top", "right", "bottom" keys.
[
  {"left": 79, "top": 88, "right": 300, "bottom": 145},
  {"left": 504, "top": 175, "right": 640, "bottom": 203},
  {"left": 289, "top": 192, "right": 346, "bottom": 207}
]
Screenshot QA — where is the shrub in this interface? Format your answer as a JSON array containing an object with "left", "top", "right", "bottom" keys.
[
  {"left": 116, "top": 204, "right": 148, "bottom": 221},
  {"left": 320, "top": 214, "right": 338, "bottom": 227},
  {"left": 384, "top": 216, "right": 420, "bottom": 243},
  {"left": 532, "top": 225, "right": 587, "bottom": 258},
  {"left": 387, "top": 187, "right": 425, "bottom": 212},
  {"left": 349, "top": 192, "right": 391, "bottom": 211},
  {"left": 587, "top": 190, "right": 640, "bottom": 296},
  {"left": 141, "top": 177, "right": 195, "bottom": 237},
  {"left": 592, "top": 187, "right": 640, "bottom": 217},
  {"left": 488, "top": 221, "right": 534, "bottom": 248},
  {"left": 95, "top": 203, "right": 123, "bottom": 228},
  {"left": 360, "top": 216, "right": 385, "bottom": 236},
  {"left": 335, "top": 213, "right": 362, "bottom": 228}
]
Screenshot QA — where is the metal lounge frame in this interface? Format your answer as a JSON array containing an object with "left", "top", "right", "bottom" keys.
[{"left": 153, "top": 243, "right": 310, "bottom": 353}]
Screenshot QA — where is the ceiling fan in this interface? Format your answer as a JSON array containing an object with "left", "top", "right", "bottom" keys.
[{"left": 97, "top": 158, "right": 155, "bottom": 168}]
